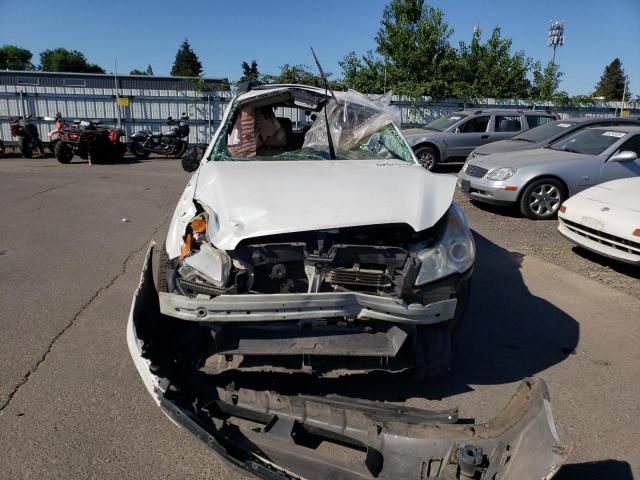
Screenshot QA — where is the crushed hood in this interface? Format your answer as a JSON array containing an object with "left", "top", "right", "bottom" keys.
[{"left": 194, "top": 159, "right": 456, "bottom": 250}]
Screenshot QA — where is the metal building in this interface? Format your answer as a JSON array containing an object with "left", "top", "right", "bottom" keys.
[{"left": 0, "top": 70, "right": 231, "bottom": 145}]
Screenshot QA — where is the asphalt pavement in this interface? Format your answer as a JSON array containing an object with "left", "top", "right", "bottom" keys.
[{"left": 0, "top": 156, "right": 638, "bottom": 479}]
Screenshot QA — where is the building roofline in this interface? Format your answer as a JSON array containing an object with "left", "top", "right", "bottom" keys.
[{"left": 0, "top": 69, "right": 227, "bottom": 82}]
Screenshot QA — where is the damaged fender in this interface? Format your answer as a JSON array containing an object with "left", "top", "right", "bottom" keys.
[{"left": 128, "top": 244, "right": 568, "bottom": 479}]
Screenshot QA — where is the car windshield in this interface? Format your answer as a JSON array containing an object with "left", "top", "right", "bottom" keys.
[
  {"left": 425, "top": 113, "right": 467, "bottom": 131},
  {"left": 511, "top": 120, "right": 577, "bottom": 143},
  {"left": 548, "top": 128, "right": 626, "bottom": 155},
  {"left": 211, "top": 89, "right": 414, "bottom": 163}
]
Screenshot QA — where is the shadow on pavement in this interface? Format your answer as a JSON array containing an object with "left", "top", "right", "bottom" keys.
[
  {"left": 223, "top": 233, "right": 579, "bottom": 403},
  {"left": 555, "top": 460, "right": 634, "bottom": 480},
  {"left": 469, "top": 198, "right": 524, "bottom": 218}
]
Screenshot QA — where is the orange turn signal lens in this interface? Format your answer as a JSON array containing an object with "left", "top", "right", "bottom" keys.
[
  {"left": 559, "top": 205, "right": 567, "bottom": 213},
  {"left": 180, "top": 233, "right": 193, "bottom": 260},
  {"left": 504, "top": 186, "right": 518, "bottom": 191},
  {"left": 633, "top": 229, "right": 640, "bottom": 237},
  {"left": 191, "top": 217, "right": 207, "bottom": 234}
]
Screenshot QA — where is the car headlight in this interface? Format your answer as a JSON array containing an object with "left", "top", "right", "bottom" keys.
[
  {"left": 415, "top": 204, "right": 475, "bottom": 286},
  {"left": 487, "top": 167, "right": 517, "bottom": 181}
]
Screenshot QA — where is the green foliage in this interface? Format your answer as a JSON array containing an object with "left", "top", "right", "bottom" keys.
[
  {"left": 0, "top": 44, "right": 34, "bottom": 70},
  {"left": 530, "top": 61, "right": 563, "bottom": 101},
  {"left": 261, "top": 64, "right": 343, "bottom": 90},
  {"left": 373, "top": 0, "right": 456, "bottom": 99},
  {"left": 339, "top": 51, "right": 386, "bottom": 93},
  {"left": 170, "top": 39, "right": 203, "bottom": 77},
  {"left": 239, "top": 60, "right": 260, "bottom": 82},
  {"left": 146, "top": 64, "right": 154, "bottom": 76},
  {"left": 452, "top": 28, "right": 533, "bottom": 102},
  {"left": 593, "top": 58, "right": 629, "bottom": 101},
  {"left": 39, "top": 48, "right": 105, "bottom": 73},
  {"left": 129, "top": 69, "right": 147, "bottom": 75}
]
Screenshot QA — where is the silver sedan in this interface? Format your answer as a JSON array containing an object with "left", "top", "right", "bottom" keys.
[{"left": 458, "top": 126, "right": 640, "bottom": 219}]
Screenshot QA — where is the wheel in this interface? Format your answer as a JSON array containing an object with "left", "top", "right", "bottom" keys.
[
  {"left": 89, "top": 135, "right": 110, "bottom": 164},
  {"left": 414, "top": 145, "right": 438, "bottom": 171},
  {"left": 130, "top": 141, "right": 151, "bottom": 159},
  {"left": 0, "top": 140, "right": 5, "bottom": 156},
  {"left": 519, "top": 177, "right": 566, "bottom": 220},
  {"left": 157, "top": 245, "right": 172, "bottom": 293},
  {"left": 110, "top": 142, "right": 126, "bottom": 163},
  {"left": 18, "top": 137, "right": 33, "bottom": 158},
  {"left": 54, "top": 141, "right": 73, "bottom": 164}
]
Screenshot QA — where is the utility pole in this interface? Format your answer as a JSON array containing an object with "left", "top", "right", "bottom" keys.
[
  {"left": 619, "top": 77, "right": 629, "bottom": 117},
  {"left": 114, "top": 59, "right": 121, "bottom": 129},
  {"left": 548, "top": 21, "right": 565, "bottom": 66}
]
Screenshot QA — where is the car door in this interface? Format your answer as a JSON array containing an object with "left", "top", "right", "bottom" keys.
[
  {"left": 600, "top": 134, "right": 640, "bottom": 182},
  {"left": 447, "top": 115, "right": 491, "bottom": 158}
]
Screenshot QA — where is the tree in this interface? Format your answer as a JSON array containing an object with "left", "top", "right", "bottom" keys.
[
  {"left": 339, "top": 51, "right": 386, "bottom": 93},
  {"left": 170, "top": 39, "right": 203, "bottom": 77},
  {"left": 453, "top": 27, "right": 533, "bottom": 102},
  {"left": 239, "top": 60, "right": 259, "bottom": 82},
  {"left": 593, "top": 58, "right": 629, "bottom": 101},
  {"left": 0, "top": 45, "right": 34, "bottom": 70},
  {"left": 530, "top": 61, "right": 563, "bottom": 101},
  {"left": 374, "top": 0, "right": 456, "bottom": 99},
  {"left": 40, "top": 48, "right": 105, "bottom": 73},
  {"left": 146, "top": 64, "right": 154, "bottom": 76},
  {"left": 261, "top": 64, "right": 342, "bottom": 90},
  {"left": 129, "top": 69, "right": 147, "bottom": 75}
]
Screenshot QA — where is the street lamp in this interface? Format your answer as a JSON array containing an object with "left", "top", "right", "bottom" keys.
[{"left": 548, "top": 21, "right": 565, "bottom": 66}]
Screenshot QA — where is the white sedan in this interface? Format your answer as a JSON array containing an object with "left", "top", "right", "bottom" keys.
[{"left": 558, "top": 177, "right": 640, "bottom": 265}]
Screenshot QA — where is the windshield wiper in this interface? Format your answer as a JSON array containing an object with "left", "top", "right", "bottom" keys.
[{"left": 311, "top": 47, "right": 336, "bottom": 160}]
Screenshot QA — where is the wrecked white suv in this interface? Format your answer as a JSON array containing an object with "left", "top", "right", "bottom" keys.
[{"left": 127, "top": 85, "right": 566, "bottom": 479}]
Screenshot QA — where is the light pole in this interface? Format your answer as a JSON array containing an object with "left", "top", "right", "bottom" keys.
[{"left": 548, "top": 21, "right": 565, "bottom": 66}]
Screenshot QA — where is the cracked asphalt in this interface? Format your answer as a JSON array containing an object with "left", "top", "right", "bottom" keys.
[{"left": 0, "top": 156, "right": 638, "bottom": 479}]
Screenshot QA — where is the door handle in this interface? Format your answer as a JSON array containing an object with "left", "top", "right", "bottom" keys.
[{"left": 481, "top": 135, "right": 490, "bottom": 139}]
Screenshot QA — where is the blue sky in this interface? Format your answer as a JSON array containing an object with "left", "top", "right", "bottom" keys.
[{"left": 1, "top": 0, "right": 638, "bottom": 96}]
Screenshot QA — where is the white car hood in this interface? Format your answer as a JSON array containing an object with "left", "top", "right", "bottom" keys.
[
  {"left": 577, "top": 178, "right": 640, "bottom": 212},
  {"left": 194, "top": 159, "right": 456, "bottom": 250}
]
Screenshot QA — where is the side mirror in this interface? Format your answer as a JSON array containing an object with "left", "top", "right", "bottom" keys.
[
  {"left": 181, "top": 146, "right": 202, "bottom": 172},
  {"left": 610, "top": 150, "right": 638, "bottom": 162}
]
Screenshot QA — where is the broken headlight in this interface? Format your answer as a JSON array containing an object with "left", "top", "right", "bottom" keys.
[{"left": 415, "top": 204, "right": 475, "bottom": 285}]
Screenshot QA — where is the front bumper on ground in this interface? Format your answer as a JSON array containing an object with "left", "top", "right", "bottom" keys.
[
  {"left": 558, "top": 217, "right": 640, "bottom": 265},
  {"left": 457, "top": 172, "right": 519, "bottom": 205},
  {"left": 128, "top": 246, "right": 568, "bottom": 479}
]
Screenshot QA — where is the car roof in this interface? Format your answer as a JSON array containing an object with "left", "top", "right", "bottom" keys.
[
  {"left": 454, "top": 109, "right": 554, "bottom": 116},
  {"left": 588, "top": 125, "right": 640, "bottom": 133},
  {"left": 236, "top": 84, "right": 329, "bottom": 102},
  {"left": 562, "top": 116, "right": 640, "bottom": 124}
]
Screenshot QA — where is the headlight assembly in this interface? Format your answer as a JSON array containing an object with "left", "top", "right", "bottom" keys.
[
  {"left": 415, "top": 204, "right": 475, "bottom": 286},
  {"left": 487, "top": 167, "right": 517, "bottom": 181}
]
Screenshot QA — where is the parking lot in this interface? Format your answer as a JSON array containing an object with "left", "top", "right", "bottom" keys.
[{"left": 0, "top": 156, "right": 638, "bottom": 479}]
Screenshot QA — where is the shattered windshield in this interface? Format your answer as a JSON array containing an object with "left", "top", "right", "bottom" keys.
[{"left": 210, "top": 89, "right": 415, "bottom": 163}]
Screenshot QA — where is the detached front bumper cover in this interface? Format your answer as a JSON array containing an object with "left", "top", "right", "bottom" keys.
[{"left": 128, "top": 244, "right": 568, "bottom": 479}]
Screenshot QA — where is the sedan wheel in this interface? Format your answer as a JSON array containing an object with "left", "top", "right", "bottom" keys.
[
  {"left": 414, "top": 145, "right": 438, "bottom": 171},
  {"left": 520, "top": 178, "right": 565, "bottom": 220}
]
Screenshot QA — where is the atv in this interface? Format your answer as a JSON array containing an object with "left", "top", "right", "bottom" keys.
[{"left": 55, "top": 121, "right": 125, "bottom": 164}]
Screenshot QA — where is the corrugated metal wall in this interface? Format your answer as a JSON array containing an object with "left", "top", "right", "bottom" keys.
[{"left": 1, "top": 71, "right": 638, "bottom": 146}]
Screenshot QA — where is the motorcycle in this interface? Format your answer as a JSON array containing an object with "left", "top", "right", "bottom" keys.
[
  {"left": 55, "top": 120, "right": 125, "bottom": 164},
  {"left": 10, "top": 114, "right": 45, "bottom": 158},
  {"left": 129, "top": 114, "right": 189, "bottom": 159}
]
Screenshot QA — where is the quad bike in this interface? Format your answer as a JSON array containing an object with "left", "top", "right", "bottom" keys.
[
  {"left": 10, "top": 115, "right": 45, "bottom": 158},
  {"left": 55, "top": 120, "right": 125, "bottom": 164},
  {"left": 130, "top": 114, "right": 189, "bottom": 159}
]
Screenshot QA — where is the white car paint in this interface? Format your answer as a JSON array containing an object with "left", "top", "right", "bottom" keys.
[{"left": 558, "top": 177, "right": 640, "bottom": 265}]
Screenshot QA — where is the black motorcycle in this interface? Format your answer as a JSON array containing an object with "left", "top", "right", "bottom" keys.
[
  {"left": 130, "top": 114, "right": 189, "bottom": 159},
  {"left": 10, "top": 114, "right": 45, "bottom": 158}
]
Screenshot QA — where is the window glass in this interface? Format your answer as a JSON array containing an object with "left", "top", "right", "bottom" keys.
[
  {"left": 425, "top": 113, "right": 467, "bottom": 131},
  {"left": 526, "top": 115, "right": 554, "bottom": 128},
  {"left": 64, "top": 78, "right": 86, "bottom": 87},
  {"left": 459, "top": 116, "right": 490, "bottom": 133},
  {"left": 495, "top": 116, "right": 522, "bottom": 132},
  {"left": 17, "top": 77, "right": 39, "bottom": 85},
  {"left": 617, "top": 135, "right": 640, "bottom": 156},
  {"left": 550, "top": 128, "right": 627, "bottom": 155},
  {"left": 512, "top": 121, "right": 577, "bottom": 143}
]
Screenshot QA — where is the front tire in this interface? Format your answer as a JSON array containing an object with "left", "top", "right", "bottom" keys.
[
  {"left": 18, "top": 138, "right": 33, "bottom": 158},
  {"left": 414, "top": 145, "right": 438, "bottom": 171},
  {"left": 130, "top": 141, "right": 151, "bottom": 159},
  {"left": 54, "top": 141, "right": 73, "bottom": 164},
  {"left": 173, "top": 141, "right": 187, "bottom": 158},
  {"left": 519, "top": 178, "right": 566, "bottom": 220}
]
